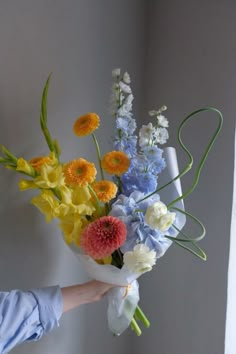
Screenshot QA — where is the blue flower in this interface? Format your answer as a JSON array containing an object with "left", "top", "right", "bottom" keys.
[
  {"left": 116, "top": 116, "right": 137, "bottom": 134},
  {"left": 113, "top": 135, "right": 137, "bottom": 158},
  {"left": 110, "top": 191, "right": 173, "bottom": 258},
  {"left": 141, "top": 146, "right": 163, "bottom": 161},
  {"left": 121, "top": 170, "right": 157, "bottom": 195}
]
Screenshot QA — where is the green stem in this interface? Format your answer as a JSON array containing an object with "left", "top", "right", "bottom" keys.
[
  {"left": 0, "top": 157, "right": 12, "bottom": 164},
  {"left": 167, "top": 207, "right": 206, "bottom": 242},
  {"left": 116, "top": 175, "right": 124, "bottom": 193},
  {"left": 168, "top": 236, "right": 207, "bottom": 260},
  {"left": 164, "top": 207, "right": 207, "bottom": 260},
  {"left": 88, "top": 184, "right": 102, "bottom": 215},
  {"left": 135, "top": 306, "right": 150, "bottom": 328},
  {"left": 130, "top": 318, "right": 142, "bottom": 336},
  {"left": 92, "top": 133, "right": 105, "bottom": 180},
  {"left": 138, "top": 107, "right": 223, "bottom": 204},
  {"left": 1, "top": 145, "right": 18, "bottom": 164},
  {"left": 167, "top": 107, "right": 223, "bottom": 208},
  {"left": 51, "top": 187, "right": 62, "bottom": 201}
]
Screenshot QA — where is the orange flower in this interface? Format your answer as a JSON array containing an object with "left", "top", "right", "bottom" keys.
[
  {"left": 101, "top": 151, "right": 130, "bottom": 176},
  {"left": 73, "top": 113, "right": 100, "bottom": 137},
  {"left": 92, "top": 180, "right": 117, "bottom": 202},
  {"left": 63, "top": 158, "right": 97, "bottom": 187},
  {"left": 29, "top": 156, "right": 51, "bottom": 172}
]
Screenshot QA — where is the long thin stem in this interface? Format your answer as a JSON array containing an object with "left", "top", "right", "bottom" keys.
[
  {"left": 167, "top": 207, "right": 206, "bottom": 242},
  {"left": 167, "top": 108, "right": 223, "bottom": 208},
  {"left": 130, "top": 318, "right": 142, "bottom": 336},
  {"left": 92, "top": 133, "right": 105, "bottom": 180},
  {"left": 135, "top": 305, "right": 150, "bottom": 328},
  {"left": 138, "top": 107, "right": 223, "bottom": 204},
  {"left": 88, "top": 184, "right": 102, "bottom": 215}
]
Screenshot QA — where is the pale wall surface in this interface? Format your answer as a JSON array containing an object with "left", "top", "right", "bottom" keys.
[
  {"left": 0, "top": 1, "right": 147, "bottom": 353},
  {"left": 0, "top": 1, "right": 233, "bottom": 354},
  {"left": 135, "top": 1, "right": 234, "bottom": 354}
]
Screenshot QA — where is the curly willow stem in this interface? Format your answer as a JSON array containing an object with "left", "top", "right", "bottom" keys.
[
  {"left": 138, "top": 107, "right": 223, "bottom": 204},
  {"left": 165, "top": 207, "right": 207, "bottom": 260}
]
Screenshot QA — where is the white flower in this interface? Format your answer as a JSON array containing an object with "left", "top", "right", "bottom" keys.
[
  {"left": 139, "top": 123, "right": 157, "bottom": 146},
  {"left": 149, "top": 106, "right": 167, "bottom": 116},
  {"left": 145, "top": 201, "right": 167, "bottom": 227},
  {"left": 157, "top": 114, "right": 169, "bottom": 128},
  {"left": 117, "top": 104, "right": 132, "bottom": 117},
  {"left": 123, "top": 244, "right": 157, "bottom": 274},
  {"left": 125, "top": 93, "right": 134, "bottom": 105},
  {"left": 112, "top": 68, "right": 121, "bottom": 77},
  {"left": 158, "top": 212, "right": 176, "bottom": 232},
  {"left": 149, "top": 110, "right": 158, "bottom": 117},
  {"left": 154, "top": 127, "right": 169, "bottom": 144},
  {"left": 139, "top": 122, "right": 155, "bottom": 142},
  {"left": 123, "top": 72, "right": 131, "bottom": 84},
  {"left": 145, "top": 201, "right": 176, "bottom": 231},
  {"left": 119, "top": 81, "right": 132, "bottom": 93},
  {"left": 139, "top": 136, "right": 149, "bottom": 147}
]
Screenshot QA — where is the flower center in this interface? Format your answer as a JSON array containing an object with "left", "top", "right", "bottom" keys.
[{"left": 76, "top": 167, "right": 84, "bottom": 175}]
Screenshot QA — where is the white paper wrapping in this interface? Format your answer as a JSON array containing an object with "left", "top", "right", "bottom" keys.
[{"left": 69, "top": 147, "right": 186, "bottom": 335}]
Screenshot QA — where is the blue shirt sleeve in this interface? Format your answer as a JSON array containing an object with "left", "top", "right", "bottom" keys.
[{"left": 0, "top": 286, "right": 63, "bottom": 354}]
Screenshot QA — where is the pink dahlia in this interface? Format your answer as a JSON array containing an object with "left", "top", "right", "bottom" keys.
[{"left": 80, "top": 216, "right": 127, "bottom": 259}]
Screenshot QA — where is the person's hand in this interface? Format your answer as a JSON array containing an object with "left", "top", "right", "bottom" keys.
[{"left": 61, "top": 280, "right": 117, "bottom": 313}]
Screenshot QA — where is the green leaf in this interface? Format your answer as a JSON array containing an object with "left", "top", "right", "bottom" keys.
[
  {"left": 40, "top": 73, "right": 52, "bottom": 128},
  {"left": 0, "top": 145, "right": 18, "bottom": 163},
  {"left": 39, "top": 74, "right": 58, "bottom": 157}
]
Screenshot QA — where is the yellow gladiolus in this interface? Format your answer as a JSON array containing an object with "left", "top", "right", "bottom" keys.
[
  {"left": 59, "top": 214, "right": 88, "bottom": 246},
  {"left": 34, "top": 164, "right": 64, "bottom": 189},
  {"left": 18, "top": 179, "right": 37, "bottom": 191},
  {"left": 16, "top": 158, "right": 35, "bottom": 176},
  {"left": 31, "top": 190, "right": 59, "bottom": 222},
  {"left": 57, "top": 185, "right": 95, "bottom": 216}
]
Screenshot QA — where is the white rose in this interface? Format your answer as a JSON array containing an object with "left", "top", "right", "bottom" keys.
[
  {"left": 145, "top": 201, "right": 176, "bottom": 231},
  {"left": 123, "top": 244, "right": 156, "bottom": 274},
  {"left": 158, "top": 212, "right": 176, "bottom": 232},
  {"left": 145, "top": 201, "right": 167, "bottom": 228}
]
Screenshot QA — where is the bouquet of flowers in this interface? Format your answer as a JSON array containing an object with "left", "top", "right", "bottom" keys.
[{"left": 0, "top": 69, "right": 223, "bottom": 336}]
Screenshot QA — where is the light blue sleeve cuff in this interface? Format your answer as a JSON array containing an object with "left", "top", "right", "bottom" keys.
[{"left": 29, "top": 286, "right": 63, "bottom": 334}]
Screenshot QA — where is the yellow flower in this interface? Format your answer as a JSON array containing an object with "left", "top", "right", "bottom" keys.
[
  {"left": 31, "top": 190, "right": 59, "bottom": 222},
  {"left": 18, "top": 179, "right": 37, "bottom": 191},
  {"left": 34, "top": 164, "right": 64, "bottom": 189},
  {"left": 101, "top": 151, "right": 130, "bottom": 176},
  {"left": 16, "top": 158, "right": 35, "bottom": 175},
  {"left": 92, "top": 180, "right": 117, "bottom": 202},
  {"left": 59, "top": 214, "right": 88, "bottom": 246},
  {"left": 63, "top": 158, "right": 97, "bottom": 187},
  {"left": 56, "top": 185, "right": 95, "bottom": 217},
  {"left": 73, "top": 113, "right": 100, "bottom": 137}
]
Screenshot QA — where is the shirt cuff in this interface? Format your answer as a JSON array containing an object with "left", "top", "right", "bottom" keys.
[{"left": 29, "top": 286, "right": 63, "bottom": 334}]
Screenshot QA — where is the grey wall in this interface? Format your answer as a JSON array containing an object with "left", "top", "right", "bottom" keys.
[
  {"left": 135, "top": 1, "right": 235, "bottom": 354},
  {"left": 0, "top": 1, "right": 234, "bottom": 354},
  {"left": 0, "top": 1, "right": 147, "bottom": 353}
]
